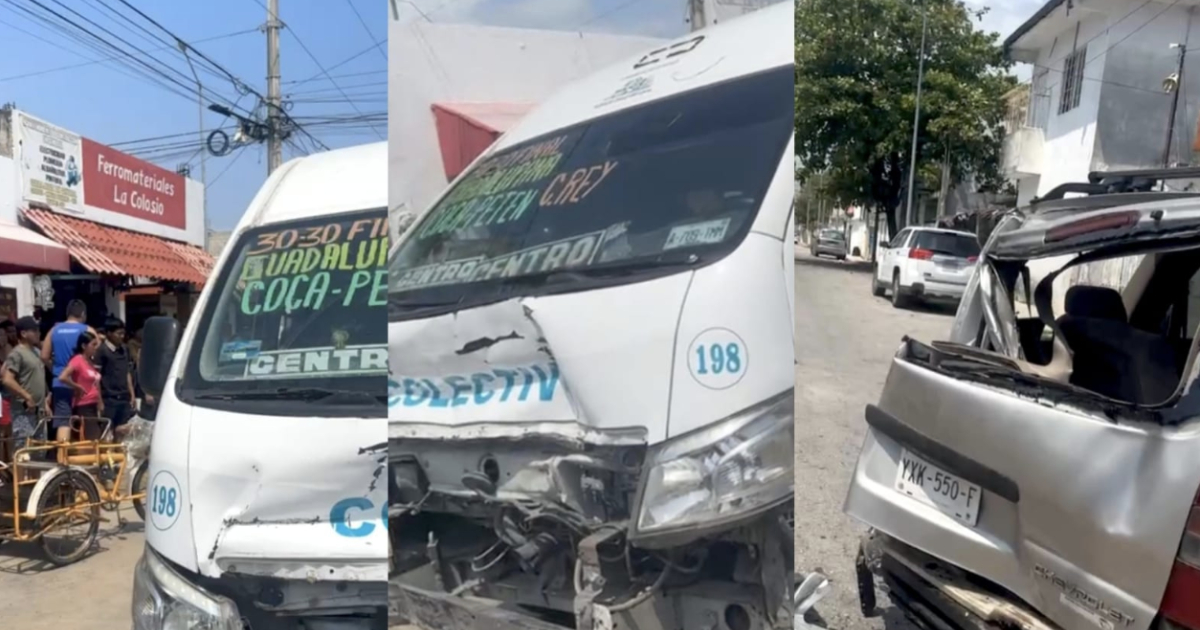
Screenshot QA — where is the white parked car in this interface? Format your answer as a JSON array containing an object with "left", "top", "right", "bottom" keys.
[{"left": 872, "top": 226, "right": 979, "bottom": 308}]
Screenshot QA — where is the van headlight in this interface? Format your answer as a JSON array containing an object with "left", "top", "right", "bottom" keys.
[
  {"left": 632, "top": 389, "right": 793, "bottom": 537},
  {"left": 132, "top": 546, "right": 241, "bottom": 630}
]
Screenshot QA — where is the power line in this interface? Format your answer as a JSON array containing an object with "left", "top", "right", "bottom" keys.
[
  {"left": 111, "top": 0, "right": 331, "bottom": 153},
  {"left": 249, "top": 0, "right": 384, "bottom": 139},
  {"left": 35, "top": 0, "right": 244, "bottom": 109},
  {"left": 1028, "top": 0, "right": 1184, "bottom": 98},
  {"left": 9, "top": 0, "right": 249, "bottom": 112},
  {"left": 0, "top": 2, "right": 198, "bottom": 102},
  {"left": 0, "top": 27, "right": 257, "bottom": 83},
  {"left": 282, "top": 68, "right": 385, "bottom": 85},
  {"left": 209, "top": 147, "right": 252, "bottom": 187},
  {"left": 287, "top": 40, "right": 386, "bottom": 89},
  {"left": 343, "top": 0, "right": 386, "bottom": 61}
]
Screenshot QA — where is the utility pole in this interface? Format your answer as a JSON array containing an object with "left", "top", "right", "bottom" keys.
[
  {"left": 1164, "top": 42, "right": 1187, "bottom": 167},
  {"left": 937, "top": 143, "right": 951, "bottom": 218},
  {"left": 179, "top": 46, "right": 209, "bottom": 236},
  {"left": 905, "top": 4, "right": 929, "bottom": 228},
  {"left": 265, "top": 0, "right": 283, "bottom": 174},
  {"left": 688, "top": 0, "right": 707, "bottom": 32}
]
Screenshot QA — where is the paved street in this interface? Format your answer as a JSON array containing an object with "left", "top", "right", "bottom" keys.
[
  {"left": 0, "top": 510, "right": 142, "bottom": 629},
  {"left": 794, "top": 248, "right": 956, "bottom": 630}
]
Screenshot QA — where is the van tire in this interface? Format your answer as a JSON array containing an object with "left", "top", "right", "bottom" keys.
[
  {"left": 871, "top": 269, "right": 886, "bottom": 297},
  {"left": 891, "top": 271, "right": 910, "bottom": 309}
]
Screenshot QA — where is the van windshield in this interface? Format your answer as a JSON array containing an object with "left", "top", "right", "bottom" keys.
[
  {"left": 389, "top": 66, "right": 792, "bottom": 319},
  {"left": 179, "top": 209, "right": 389, "bottom": 415}
]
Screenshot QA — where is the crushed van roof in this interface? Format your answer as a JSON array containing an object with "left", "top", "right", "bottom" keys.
[{"left": 988, "top": 196, "right": 1200, "bottom": 260}]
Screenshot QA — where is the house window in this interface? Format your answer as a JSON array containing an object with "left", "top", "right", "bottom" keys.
[{"left": 1059, "top": 46, "right": 1086, "bottom": 114}]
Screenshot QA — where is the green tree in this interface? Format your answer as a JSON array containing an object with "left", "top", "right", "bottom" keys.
[{"left": 795, "top": 0, "right": 1016, "bottom": 235}]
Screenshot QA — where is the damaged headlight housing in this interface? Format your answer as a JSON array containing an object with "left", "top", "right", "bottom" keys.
[
  {"left": 633, "top": 389, "right": 793, "bottom": 537},
  {"left": 132, "top": 545, "right": 241, "bottom": 630}
]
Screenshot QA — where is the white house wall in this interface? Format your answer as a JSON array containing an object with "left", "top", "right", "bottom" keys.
[
  {"left": 0, "top": 154, "right": 37, "bottom": 316},
  {"left": 1027, "top": 7, "right": 1109, "bottom": 198},
  {"left": 1013, "top": 1, "right": 1200, "bottom": 304},
  {"left": 387, "top": 19, "right": 663, "bottom": 220},
  {"left": 1091, "top": 2, "right": 1200, "bottom": 172}
]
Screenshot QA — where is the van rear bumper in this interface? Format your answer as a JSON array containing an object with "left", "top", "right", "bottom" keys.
[
  {"left": 908, "top": 280, "right": 966, "bottom": 302},
  {"left": 857, "top": 534, "right": 1057, "bottom": 630}
]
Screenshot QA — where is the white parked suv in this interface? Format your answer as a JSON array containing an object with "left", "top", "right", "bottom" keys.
[{"left": 872, "top": 226, "right": 979, "bottom": 308}]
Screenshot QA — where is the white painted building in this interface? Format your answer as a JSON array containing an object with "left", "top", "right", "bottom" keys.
[
  {"left": 1001, "top": 0, "right": 1200, "bottom": 311},
  {"left": 1003, "top": 0, "right": 1200, "bottom": 206},
  {"left": 387, "top": 18, "right": 665, "bottom": 239},
  {"left": 0, "top": 106, "right": 211, "bottom": 325}
]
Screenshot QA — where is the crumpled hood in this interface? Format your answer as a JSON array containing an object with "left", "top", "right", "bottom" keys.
[
  {"left": 389, "top": 272, "right": 694, "bottom": 444},
  {"left": 388, "top": 233, "right": 796, "bottom": 445},
  {"left": 182, "top": 409, "right": 388, "bottom": 581}
]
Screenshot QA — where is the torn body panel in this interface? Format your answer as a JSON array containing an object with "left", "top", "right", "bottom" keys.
[
  {"left": 388, "top": 273, "right": 689, "bottom": 444},
  {"left": 390, "top": 434, "right": 793, "bottom": 630},
  {"left": 845, "top": 340, "right": 1200, "bottom": 630},
  {"left": 183, "top": 409, "right": 388, "bottom": 583}
]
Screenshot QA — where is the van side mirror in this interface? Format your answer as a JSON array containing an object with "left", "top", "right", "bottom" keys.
[{"left": 139, "top": 316, "right": 179, "bottom": 405}]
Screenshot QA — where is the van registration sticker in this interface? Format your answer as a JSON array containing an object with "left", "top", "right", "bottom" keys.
[
  {"left": 894, "top": 449, "right": 981, "bottom": 527},
  {"left": 664, "top": 218, "right": 730, "bottom": 251}
]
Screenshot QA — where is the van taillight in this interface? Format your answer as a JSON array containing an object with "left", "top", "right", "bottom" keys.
[
  {"left": 968, "top": 256, "right": 978, "bottom": 263},
  {"left": 1045, "top": 211, "right": 1139, "bottom": 243},
  {"left": 909, "top": 248, "right": 934, "bottom": 260},
  {"left": 1161, "top": 498, "right": 1200, "bottom": 628}
]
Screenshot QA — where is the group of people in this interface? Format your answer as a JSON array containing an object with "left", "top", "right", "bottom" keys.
[{"left": 0, "top": 299, "right": 150, "bottom": 454}]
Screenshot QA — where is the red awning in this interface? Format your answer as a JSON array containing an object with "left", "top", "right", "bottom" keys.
[
  {"left": 431, "top": 102, "right": 534, "bottom": 181},
  {"left": 0, "top": 220, "right": 70, "bottom": 274},
  {"left": 23, "top": 208, "right": 214, "bottom": 285}
]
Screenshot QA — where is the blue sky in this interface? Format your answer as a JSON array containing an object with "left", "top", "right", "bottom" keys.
[
  {"left": 0, "top": 0, "right": 696, "bottom": 233},
  {"left": 0, "top": 0, "right": 1033, "bottom": 232},
  {"left": 0, "top": 0, "right": 388, "bottom": 231}
]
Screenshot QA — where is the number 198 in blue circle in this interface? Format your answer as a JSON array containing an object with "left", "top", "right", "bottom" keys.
[
  {"left": 151, "top": 484, "right": 177, "bottom": 518},
  {"left": 695, "top": 342, "right": 742, "bottom": 375}
]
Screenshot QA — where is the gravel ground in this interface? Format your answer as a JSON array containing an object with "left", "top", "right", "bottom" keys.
[{"left": 794, "top": 248, "right": 957, "bottom": 630}]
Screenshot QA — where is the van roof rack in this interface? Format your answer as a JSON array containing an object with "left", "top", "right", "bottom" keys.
[{"left": 1031, "top": 166, "right": 1200, "bottom": 205}]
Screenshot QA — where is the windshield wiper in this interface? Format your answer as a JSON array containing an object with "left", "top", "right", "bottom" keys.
[{"left": 196, "top": 387, "right": 386, "bottom": 405}]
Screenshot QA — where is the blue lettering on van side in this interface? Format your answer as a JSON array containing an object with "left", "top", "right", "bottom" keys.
[
  {"left": 387, "top": 364, "right": 559, "bottom": 408},
  {"left": 330, "top": 497, "right": 387, "bottom": 537}
]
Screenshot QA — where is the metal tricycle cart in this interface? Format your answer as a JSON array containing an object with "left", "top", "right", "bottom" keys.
[{"left": 0, "top": 414, "right": 150, "bottom": 565}]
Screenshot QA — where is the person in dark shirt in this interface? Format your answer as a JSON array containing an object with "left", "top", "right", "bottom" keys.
[{"left": 96, "top": 317, "right": 136, "bottom": 436}]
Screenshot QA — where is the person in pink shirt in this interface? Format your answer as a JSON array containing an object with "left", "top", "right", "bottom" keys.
[{"left": 57, "top": 331, "right": 102, "bottom": 442}]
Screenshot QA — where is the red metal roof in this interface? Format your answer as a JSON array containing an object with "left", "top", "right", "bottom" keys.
[
  {"left": 431, "top": 102, "right": 534, "bottom": 181},
  {"left": 0, "top": 221, "right": 70, "bottom": 274},
  {"left": 23, "top": 208, "right": 214, "bottom": 285}
]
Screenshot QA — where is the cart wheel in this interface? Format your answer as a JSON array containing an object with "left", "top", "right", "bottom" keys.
[
  {"left": 36, "top": 469, "right": 100, "bottom": 566},
  {"left": 131, "top": 462, "right": 149, "bottom": 522}
]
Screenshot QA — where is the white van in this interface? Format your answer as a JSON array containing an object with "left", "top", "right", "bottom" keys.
[
  {"left": 388, "top": 5, "right": 795, "bottom": 629},
  {"left": 132, "top": 142, "right": 389, "bottom": 629}
]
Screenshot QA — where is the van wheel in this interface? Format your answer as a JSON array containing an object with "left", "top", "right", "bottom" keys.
[{"left": 891, "top": 271, "right": 910, "bottom": 309}]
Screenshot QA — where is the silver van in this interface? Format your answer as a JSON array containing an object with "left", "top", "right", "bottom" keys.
[{"left": 844, "top": 167, "right": 1200, "bottom": 630}]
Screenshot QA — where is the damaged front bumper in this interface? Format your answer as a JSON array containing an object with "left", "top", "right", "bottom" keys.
[
  {"left": 133, "top": 545, "right": 388, "bottom": 630},
  {"left": 390, "top": 392, "right": 796, "bottom": 629}
]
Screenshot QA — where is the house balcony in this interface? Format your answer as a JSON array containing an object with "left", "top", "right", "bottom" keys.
[{"left": 1002, "top": 83, "right": 1047, "bottom": 178}]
